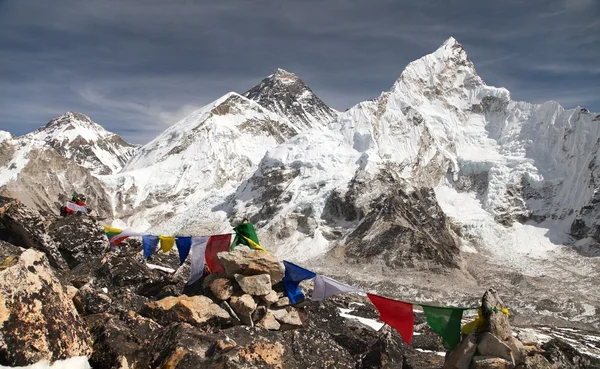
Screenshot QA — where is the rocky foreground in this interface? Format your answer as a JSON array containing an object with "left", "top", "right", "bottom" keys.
[{"left": 0, "top": 196, "right": 598, "bottom": 368}]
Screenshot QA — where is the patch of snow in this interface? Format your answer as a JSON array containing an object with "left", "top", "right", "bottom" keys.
[
  {"left": 338, "top": 308, "right": 385, "bottom": 331},
  {"left": 415, "top": 348, "right": 446, "bottom": 357},
  {"left": 0, "top": 356, "right": 90, "bottom": 369},
  {"left": 146, "top": 263, "right": 176, "bottom": 273}
]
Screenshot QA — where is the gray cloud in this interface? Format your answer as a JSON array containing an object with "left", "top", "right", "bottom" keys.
[{"left": 0, "top": 0, "right": 598, "bottom": 143}]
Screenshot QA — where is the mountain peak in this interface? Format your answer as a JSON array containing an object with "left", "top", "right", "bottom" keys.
[
  {"left": 391, "top": 36, "right": 483, "bottom": 98},
  {"left": 269, "top": 69, "right": 300, "bottom": 85},
  {"left": 243, "top": 70, "right": 337, "bottom": 130}
]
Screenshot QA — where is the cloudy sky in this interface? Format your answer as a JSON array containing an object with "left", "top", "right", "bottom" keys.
[{"left": 1, "top": 0, "right": 598, "bottom": 143}]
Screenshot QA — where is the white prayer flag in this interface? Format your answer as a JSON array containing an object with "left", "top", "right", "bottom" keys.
[
  {"left": 312, "top": 275, "right": 361, "bottom": 301},
  {"left": 188, "top": 236, "right": 209, "bottom": 285},
  {"left": 66, "top": 201, "right": 89, "bottom": 214}
]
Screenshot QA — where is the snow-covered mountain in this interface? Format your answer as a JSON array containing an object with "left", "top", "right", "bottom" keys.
[
  {"left": 244, "top": 69, "right": 338, "bottom": 130},
  {"left": 105, "top": 92, "right": 300, "bottom": 232},
  {"left": 0, "top": 112, "right": 136, "bottom": 214},
  {"left": 2, "top": 39, "right": 599, "bottom": 329}
]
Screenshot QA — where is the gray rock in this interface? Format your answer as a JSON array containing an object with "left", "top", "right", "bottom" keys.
[
  {"left": 257, "top": 311, "right": 281, "bottom": 331},
  {"left": 234, "top": 273, "right": 272, "bottom": 296},
  {"left": 481, "top": 288, "right": 511, "bottom": 341},
  {"left": 229, "top": 294, "right": 257, "bottom": 317},
  {"left": 260, "top": 289, "right": 279, "bottom": 305},
  {"left": 476, "top": 332, "right": 514, "bottom": 364},
  {"left": 208, "top": 277, "right": 234, "bottom": 300},
  {"left": 274, "top": 296, "right": 290, "bottom": 307},
  {"left": 443, "top": 331, "right": 477, "bottom": 369},
  {"left": 271, "top": 307, "right": 303, "bottom": 327},
  {"left": 217, "top": 249, "right": 284, "bottom": 283},
  {"left": 471, "top": 356, "right": 512, "bottom": 369},
  {"left": 141, "top": 295, "right": 230, "bottom": 327}
]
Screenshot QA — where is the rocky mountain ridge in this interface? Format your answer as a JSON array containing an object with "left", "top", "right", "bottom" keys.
[{"left": 0, "top": 197, "right": 598, "bottom": 368}]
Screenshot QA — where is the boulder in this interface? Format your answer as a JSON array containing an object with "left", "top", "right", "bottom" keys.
[
  {"left": 149, "top": 323, "right": 223, "bottom": 368},
  {"left": 481, "top": 288, "right": 524, "bottom": 364},
  {"left": 257, "top": 311, "right": 281, "bottom": 330},
  {"left": 88, "top": 312, "right": 159, "bottom": 369},
  {"left": 229, "top": 294, "right": 257, "bottom": 317},
  {"left": 443, "top": 332, "right": 477, "bottom": 369},
  {"left": 141, "top": 295, "right": 230, "bottom": 327},
  {"left": 0, "top": 248, "right": 91, "bottom": 366},
  {"left": 523, "top": 354, "right": 554, "bottom": 369},
  {"left": 271, "top": 307, "right": 303, "bottom": 328},
  {"left": 234, "top": 273, "right": 272, "bottom": 296},
  {"left": 218, "top": 249, "right": 284, "bottom": 282},
  {"left": 98, "top": 254, "right": 160, "bottom": 288},
  {"left": 274, "top": 296, "right": 290, "bottom": 307},
  {"left": 73, "top": 283, "right": 113, "bottom": 315},
  {"left": 48, "top": 215, "right": 108, "bottom": 268},
  {"left": 476, "top": 332, "right": 514, "bottom": 364},
  {"left": 481, "top": 288, "right": 511, "bottom": 341},
  {"left": 208, "top": 277, "right": 234, "bottom": 300},
  {"left": 471, "top": 356, "right": 512, "bottom": 369},
  {"left": 0, "top": 197, "right": 68, "bottom": 270},
  {"left": 260, "top": 289, "right": 279, "bottom": 305}
]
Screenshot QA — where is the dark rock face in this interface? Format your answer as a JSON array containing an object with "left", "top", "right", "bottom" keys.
[
  {"left": 541, "top": 338, "right": 600, "bottom": 369},
  {"left": 244, "top": 69, "right": 337, "bottom": 130},
  {"left": 344, "top": 187, "right": 461, "bottom": 269},
  {"left": 48, "top": 215, "right": 109, "bottom": 268},
  {"left": 0, "top": 196, "right": 68, "bottom": 270},
  {"left": 87, "top": 311, "right": 161, "bottom": 369}
]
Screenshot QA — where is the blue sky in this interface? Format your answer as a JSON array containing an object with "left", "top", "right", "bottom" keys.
[{"left": 0, "top": 0, "right": 598, "bottom": 143}]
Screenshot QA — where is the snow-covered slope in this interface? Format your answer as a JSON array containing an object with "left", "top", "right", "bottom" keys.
[
  {"left": 244, "top": 69, "right": 338, "bottom": 130},
  {"left": 107, "top": 92, "right": 300, "bottom": 232}
]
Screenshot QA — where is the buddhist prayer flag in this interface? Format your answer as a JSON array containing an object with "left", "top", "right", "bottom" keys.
[
  {"left": 65, "top": 201, "right": 89, "bottom": 214},
  {"left": 188, "top": 236, "right": 209, "bottom": 285},
  {"left": 312, "top": 275, "right": 361, "bottom": 301},
  {"left": 159, "top": 235, "right": 175, "bottom": 252},
  {"left": 282, "top": 260, "right": 316, "bottom": 304},
  {"left": 231, "top": 222, "right": 265, "bottom": 251},
  {"left": 422, "top": 305, "right": 465, "bottom": 350},
  {"left": 104, "top": 226, "right": 122, "bottom": 240},
  {"left": 175, "top": 236, "right": 192, "bottom": 265},
  {"left": 104, "top": 226, "right": 143, "bottom": 246},
  {"left": 142, "top": 235, "right": 159, "bottom": 259},
  {"left": 204, "top": 234, "right": 232, "bottom": 273},
  {"left": 367, "top": 293, "right": 414, "bottom": 344}
]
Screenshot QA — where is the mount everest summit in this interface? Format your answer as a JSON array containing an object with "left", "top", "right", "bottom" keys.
[{"left": 1, "top": 37, "right": 599, "bottom": 329}]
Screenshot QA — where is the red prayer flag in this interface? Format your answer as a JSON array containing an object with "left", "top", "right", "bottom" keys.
[
  {"left": 367, "top": 293, "right": 415, "bottom": 344},
  {"left": 205, "top": 234, "right": 232, "bottom": 273}
]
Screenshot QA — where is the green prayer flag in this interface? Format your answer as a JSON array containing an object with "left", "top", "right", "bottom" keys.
[
  {"left": 422, "top": 305, "right": 465, "bottom": 350},
  {"left": 232, "top": 222, "right": 262, "bottom": 250}
]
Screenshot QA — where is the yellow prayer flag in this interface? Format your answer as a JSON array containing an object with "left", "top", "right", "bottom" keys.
[
  {"left": 240, "top": 235, "right": 267, "bottom": 252},
  {"left": 104, "top": 226, "right": 123, "bottom": 234},
  {"left": 159, "top": 235, "right": 175, "bottom": 252}
]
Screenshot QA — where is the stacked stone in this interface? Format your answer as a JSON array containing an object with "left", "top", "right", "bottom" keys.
[
  {"left": 205, "top": 248, "right": 302, "bottom": 331},
  {"left": 140, "top": 248, "right": 303, "bottom": 332},
  {"left": 444, "top": 288, "right": 555, "bottom": 369}
]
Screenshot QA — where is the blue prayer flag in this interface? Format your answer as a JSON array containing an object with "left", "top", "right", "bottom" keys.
[
  {"left": 282, "top": 260, "right": 316, "bottom": 304},
  {"left": 175, "top": 237, "right": 193, "bottom": 265},
  {"left": 142, "top": 235, "right": 159, "bottom": 259}
]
